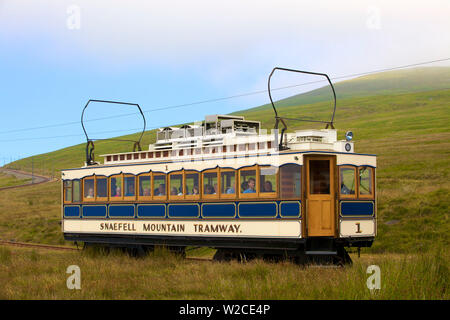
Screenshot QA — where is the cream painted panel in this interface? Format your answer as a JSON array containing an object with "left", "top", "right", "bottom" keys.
[
  {"left": 63, "top": 219, "right": 302, "bottom": 238},
  {"left": 339, "top": 219, "right": 375, "bottom": 237}
]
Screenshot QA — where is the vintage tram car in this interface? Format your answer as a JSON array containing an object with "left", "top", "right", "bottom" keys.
[{"left": 61, "top": 69, "right": 376, "bottom": 263}]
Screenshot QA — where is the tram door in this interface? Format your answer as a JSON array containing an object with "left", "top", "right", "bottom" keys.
[{"left": 305, "top": 156, "right": 336, "bottom": 237}]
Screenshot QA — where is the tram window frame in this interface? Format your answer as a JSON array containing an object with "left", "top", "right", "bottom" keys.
[
  {"left": 259, "top": 165, "right": 278, "bottom": 198},
  {"left": 185, "top": 171, "right": 200, "bottom": 200},
  {"left": 220, "top": 169, "right": 236, "bottom": 199},
  {"left": 63, "top": 180, "right": 72, "bottom": 203},
  {"left": 358, "top": 166, "right": 374, "bottom": 199},
  {"left": 123, "top": 175, "right": 136, "bottom": 201},
  {"left": 153, "top": 173, "right": 167, "bottom": 200},
  {"left": 138, "top": 173, "right": 152, "bottom": 201},
  {"left": 169, "top": 171, "right": 184, "bottom": 200},
  {"left": 109, "top": 174, "right": 123, "bottom": 201},
  {"left": 339, "top": 166, "right": 357, "bottom": 199},
  {"left": 83, "top": 177, "right": 95, "bottom": 202},
  {"left": 202, "top": 169, "right": 219, "bottom": 199},
  {"left": 280, "top": 164, "right": 301, "bottom": 199},
  {"left": 96, "top": 176, "right": 108, "bottom": 202},
  {"left": 239, "top": 166, "right": 259, "bottom": 198}
]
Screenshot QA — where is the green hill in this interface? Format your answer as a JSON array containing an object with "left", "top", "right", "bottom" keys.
[
  {"left": 3, "top": 67, "right": 450, "bottom": 253},
  {"left": 241, "top": 66, "right": 450, "bottom": 114}
]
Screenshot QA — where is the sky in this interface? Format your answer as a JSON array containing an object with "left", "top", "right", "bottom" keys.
[{"left": 0, "top": 0, "right": 449, "bottom": 165}]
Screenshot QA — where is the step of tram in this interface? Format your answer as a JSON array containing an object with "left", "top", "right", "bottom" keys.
[{"left": 305, "top": 250, "right": 338, "bottom": 255}]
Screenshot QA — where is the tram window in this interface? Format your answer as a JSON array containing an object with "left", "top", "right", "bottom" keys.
[
  {"left": 185, "top": 172, "right": 200, "bottom": 195},
  {"left": 64, "top": 181, "right": 72, "bottom": 202},
  {"left": 221, "top": 171, "right": 236, "bottom": 195},
  {"left": 110, "top": 176, "right": 122, "bottom": 198},
  {"left": 73, "top": 180, "right": 81, "bottom": 202},
  {"left": 84, "top": 178, "right": 95, "bottom": 199},
  {"left": 340, "top": 167, "right": 356, "bottom": 196},
  {"left": 170, "top": 173, "right": 183, "bottom": 196},
  {"left": 124, "top": 176, "right": 135, "bottom": 197},
  {"left": 260, "top": 166, "right": 277, "bottom": 194},
  {"left": 203, "top": 171, "right": 218, "bottom": 195},
  {"left": 139, "top": 175, "right": 151, "bottom": 197},
  {"left": 240, "top": 170, "right": 257, "bottom": 194},
  {"left": 238, "top": 144, "right": 246, "bottom": 152},
  {"left": 309, "top": 160, "right": 330, "bottom": 194},
  {"left": 280, "top": 164, "right": 301, "bottom": 198},
  {"left": 359, "top": 167, "right": 373, "bottom": 196},
  {"left": 248, "top": 143, "right": 256, "bottom": 151},
  {"left": 153, "top": 175, "right": 166, "bottom": 196},
  {"left": 96, "top": 177, "right": 108, "bottom": 198}
]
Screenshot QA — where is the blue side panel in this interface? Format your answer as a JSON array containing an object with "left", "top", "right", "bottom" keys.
[
  {"left": 168, "top": 204, "right": 200, "bottom": 218},
  {"left": 280, "top": 201, "right": 301, "bottom": 218},
  {"left": 82, "top": 205, "right": 107, "bottom": 218},
  {"left": 202, "top": 203, "right": 236, "bottom": 218},
  {"left": 137, "top": 204, "right": 166, "bottom": 218},
  {"left": 340, "top": 201, "right": 374, "bottom": 216},
  {"left": 64, "top": 206, "right": 80, "bottom": 218},
  {"left": 109, "top": 205, "right": 135, "bottom": 218},
  {"left": 238, "top": 202, "right": 277, "bottom": 218}
]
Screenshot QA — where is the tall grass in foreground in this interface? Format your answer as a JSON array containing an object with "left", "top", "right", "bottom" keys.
[{"left": 0, "top": 245, "right": 447, "bottom": 299}]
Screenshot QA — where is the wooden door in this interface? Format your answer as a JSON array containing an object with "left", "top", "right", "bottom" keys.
[{"left": 306, "top": 156, "right": 335, "bottom": 236}]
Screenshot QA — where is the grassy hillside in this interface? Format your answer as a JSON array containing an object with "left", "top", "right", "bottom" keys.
[
  {"left": 3, "top": 68, "right": 450, "bottom": 253},
  {"left": 240, "top": 66, "right": 450, "bottom": 114}
]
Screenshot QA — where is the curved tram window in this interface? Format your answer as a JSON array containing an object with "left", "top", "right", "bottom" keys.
[
  {"left": 124, "top": 176, "right": 135, "bottom": 198},
  {"left": 185, "top": 172, "right": 200, "bottom": 196},
  {"left": 280, "top": 164, "right": 301, "bottom": 198},
  {"left": 220, "top": 170, "right": 236, "bottom": 196},
  {"left": 203, "top": 171, "right": 218, "bottom": 196},
  {"left": 73, "top": 180, "right": 81, "bottom": 202},
  {"left": 110, "top": 176, "right": 123, "bottom": 198},
  {"left": 169, "top": 172, "right": 184, "bottom": 198},
  {"left": 340, "top": 167, "right": 356, "bottom": 196},
  {"left": 240, "top": 169, "right": 257, "bottom": 194},
  {"left": 84, "top": 178, "right": 95, "bottom": 199},
  {"left": 96, "top": 177, "right": 108, "bottom": 199},
  {"left": 139, "top": 175, "right": 151, "bottom": 197},
  {"left": 153, "top": 175, "right": 166, "bottom": 197},
  {"left": 64, "top": 181, "right": 72, "bottom": 202},
  {"left": 259, "top": 166, "right": 277, "bottom": 195},
  {"left": 359, "top": 167, "right": 373, "bottom": 197}
]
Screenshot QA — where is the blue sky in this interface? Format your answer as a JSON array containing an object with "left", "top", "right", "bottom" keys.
[{"left": 0, "top": 0, "right": 449, "bottom": 165}]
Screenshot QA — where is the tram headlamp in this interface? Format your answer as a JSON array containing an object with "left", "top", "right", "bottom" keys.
[{"left": 345, "top": 131, "right": 353, "bottom": 141}]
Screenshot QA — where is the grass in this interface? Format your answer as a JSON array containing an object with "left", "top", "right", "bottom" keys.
[
  {"left": 0, "top": 181, "right": 65, "bottom": 245},
  {"left": 0, "top": 245, "right": 447, "bottom": 299},
  {"left": 0, "top": 172, "right": 31, "bottom": 188}
]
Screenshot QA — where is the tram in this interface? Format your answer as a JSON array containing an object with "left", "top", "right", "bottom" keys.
[{"left": 61, "top": 68, "right": 376, "bottom": 263}]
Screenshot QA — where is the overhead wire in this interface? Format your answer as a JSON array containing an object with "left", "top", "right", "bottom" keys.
[{"left": 0, "top": 57, "right": 449, "bottom": 141}]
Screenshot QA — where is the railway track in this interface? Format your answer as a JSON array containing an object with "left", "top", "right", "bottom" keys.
[
  {"left": 0, "top": 240, "right": 214, "bottom": 262},
  {"left": 0, "top": 240, "right": 79, "bottom": 251},
  {"left": 0, "top": 168, "right": 53, "bottom": 191}
]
